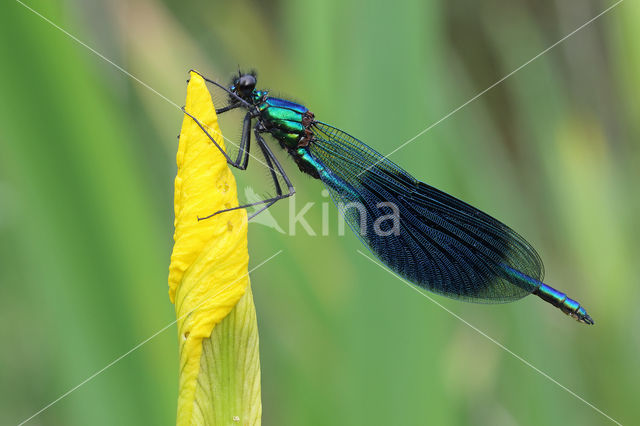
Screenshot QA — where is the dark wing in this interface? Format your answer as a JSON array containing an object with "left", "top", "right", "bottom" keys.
[{"left": 308, "top": 121, "right": 544, "bottom": 303}]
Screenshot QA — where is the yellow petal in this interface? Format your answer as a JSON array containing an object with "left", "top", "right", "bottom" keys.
[
  {"left": 169, "top": 71, "right": 255, "bottom": 425},
  {"left": 168, "top": 71, "right": 247, "bottom": 301}
]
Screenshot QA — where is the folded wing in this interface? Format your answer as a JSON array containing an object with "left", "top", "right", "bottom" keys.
[{"left": 308, "top": 121, "right": 544, "bottom": 303}]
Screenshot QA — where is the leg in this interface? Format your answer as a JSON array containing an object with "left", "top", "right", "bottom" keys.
[
  {"left": 182, "top": 107, "right": 251, "bottom": 170},
  {"left": 233, "top": 112, "right": 252, "bottom": 170},
  {"left": 257, "top": 132, "right": 283, "bottom": 195},
  {"left": 188, "top": 69, "right": 251, "bottom": 111},
  {"left": 247, "top": 199, "right": 279, "bottom": 220},
  {"left": 197, "top": 129, "right": 295, "bottom": 221},
  {"left": 216, "top": 103, "right": 242, "bottom": 115},
  {"left": 243, "top": 137, "right": 285, "bottom": 220}
]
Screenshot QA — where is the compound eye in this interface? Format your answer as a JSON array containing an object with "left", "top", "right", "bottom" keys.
[{"left": 237, "top": 74, "right": 256, "bottom": 90}]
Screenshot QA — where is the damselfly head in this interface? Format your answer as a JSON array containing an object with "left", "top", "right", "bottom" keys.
[{"left": 230, "top": 72, "right": 257, "bottom": 101}]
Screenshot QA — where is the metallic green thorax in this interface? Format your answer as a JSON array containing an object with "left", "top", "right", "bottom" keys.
[{"left": 256, "top": 94, "right": 309, "bottom": 148}]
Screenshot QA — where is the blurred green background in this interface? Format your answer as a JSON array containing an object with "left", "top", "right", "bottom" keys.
[{"left": 1, "top": 0, "right": 638, "bottom": 425}]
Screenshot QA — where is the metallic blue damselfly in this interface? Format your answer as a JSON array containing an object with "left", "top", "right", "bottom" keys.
[{"left": 182, "top": 70, "right": 593, "bottom": 325}]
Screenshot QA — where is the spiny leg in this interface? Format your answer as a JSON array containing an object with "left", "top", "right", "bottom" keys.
[
  {"left": 248, "top": 200, "right": 279, "bottom": 221},
  {"left": 234, "top": 111, "right": 252, "bottom": 170},
  {"left": 181, "top": 107, "right": 251, "bottom": 170},
  {"left": 197, "top": 128, "right": 295, "bottom": 221},
  {"left": 216, "top": 103, "right": 242, "bottom": 115},
  {"left": 245, "top": 136, "right": 286, "bottom": 220},
  {"left": 187, "top": 69, "right": 251, "bottom": 111},
  {"left": 253, "top": 128, "right": 295, "bottom": 206},
  {"left": 185, "top": 74, "right": 242, "bottom": 115},
  {"left": 257, "top": 130, "right": 283, "bottom": 196}
]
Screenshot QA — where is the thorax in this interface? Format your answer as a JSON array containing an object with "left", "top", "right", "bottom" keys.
[{"left": 256, "top": 96, "right": 311, "bottom": 148}]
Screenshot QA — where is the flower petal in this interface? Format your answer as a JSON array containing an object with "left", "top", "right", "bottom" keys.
[{"left": 169, "top": 71, "right": 252, "bottom": 425}]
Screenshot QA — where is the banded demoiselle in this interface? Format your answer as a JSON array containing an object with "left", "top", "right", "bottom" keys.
[{"left": 182, "top": 70, "right": 593, "bottom": 325}]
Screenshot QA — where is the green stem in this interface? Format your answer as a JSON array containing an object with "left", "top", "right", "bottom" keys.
[{"left": 191, "top": 283, "right": 262, "bottom": 425}]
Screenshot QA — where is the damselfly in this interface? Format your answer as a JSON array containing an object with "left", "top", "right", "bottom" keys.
[{"left": 182, "top": 69, "right": 593, "bottom": 325}]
